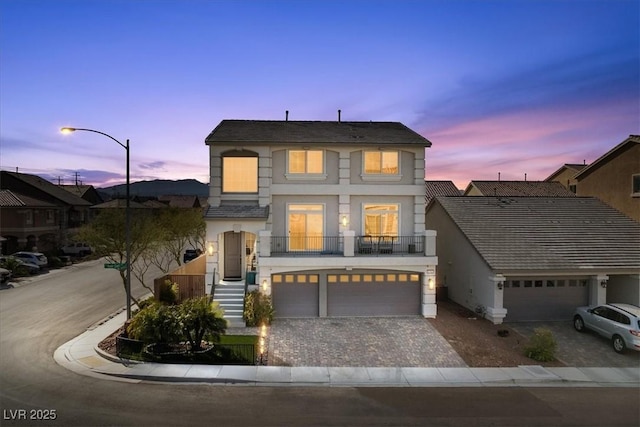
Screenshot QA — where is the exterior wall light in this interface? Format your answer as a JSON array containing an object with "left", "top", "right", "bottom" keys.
[
  {"left": 497, "top": 282, "right": 504, "bottom": 290},
  {"left": 600, "top": 280, "right": 607, "bottom": 288},
  {"left": 207, "top": 242, "right": 214, "bottom": 256},
  {"left": 262, "top": 279, "right": 268, "bottom": 291},
  {"left": 428, "top": 277, "right": 435, "bottom": 290},
  {"left": 341, "top": 215, "right": 348, "bottom": 227}
]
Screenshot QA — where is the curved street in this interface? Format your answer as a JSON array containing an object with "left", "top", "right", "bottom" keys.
[{"left": 1, "top": 260, "right": 638, "bottom": 427}]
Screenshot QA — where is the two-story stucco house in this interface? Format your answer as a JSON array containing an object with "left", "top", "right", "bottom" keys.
[{"left": 203, "top": 119, "right": 438, "bottom": 326}]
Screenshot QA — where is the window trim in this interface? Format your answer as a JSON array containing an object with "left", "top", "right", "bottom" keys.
[
  {"left": 221, "top": 154, "right": 258, "bottom": 194},
  {"left": 361, "top": 150, "right": 402, "bottom": 181},
  {"left": 362, "top": 203, "right": 400, "bottom": 237},
  {"left": 285, "top": 149, "right": 327, "bottom": 180},
  {"left": 286, "top": 203, "right": 326, "bottom": 251},
  {"left": 632, "top": 174, "right": 640, "bottom": 197}
]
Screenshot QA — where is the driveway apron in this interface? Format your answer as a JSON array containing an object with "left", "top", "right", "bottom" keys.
[{"left": 266, "top": 317, "right": 467, "bottom": 367}]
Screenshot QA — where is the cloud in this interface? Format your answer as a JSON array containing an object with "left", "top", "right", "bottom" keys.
[{"left": 138, "top": 161, "right": 166, "bottom": 171}]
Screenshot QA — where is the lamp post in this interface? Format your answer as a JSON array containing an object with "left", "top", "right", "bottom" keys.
[{"left": 61, "top": 127, "right": 132, "bottom": 320}]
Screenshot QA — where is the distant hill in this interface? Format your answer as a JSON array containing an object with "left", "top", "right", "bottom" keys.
[{"left": 99, "top": 179, "right": 208, "bottom": 198}]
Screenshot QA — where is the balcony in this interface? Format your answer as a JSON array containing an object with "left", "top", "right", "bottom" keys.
[{"left": 266, "top": 233, "right": 429, "bottom": 257}]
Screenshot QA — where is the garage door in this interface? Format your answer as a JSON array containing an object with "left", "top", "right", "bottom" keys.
[
  {"left": 272, "top": 274, "right": 319, "bottom": 317},
  {"left": 503, "top": 278, "right": 589, "bottom": 322},
  {"left": 327, "top": 272, "right": 421, "bottom": 316}
]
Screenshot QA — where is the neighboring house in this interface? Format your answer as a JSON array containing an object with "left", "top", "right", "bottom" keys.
[
  {"left": 425, "top": 196, "right": 640, "bottom": 323},
  {"left": 425, "top": 180, "right": 461, "bottom": 205},
  {"left": 545, "top": 163, "right": 588, "bottom": 194},
  {"left": 60, "top": 184, "right": 105, "bottom": 205},
  {"left": 0, "top": 171, "right": 92, "bottom": 251},
  {"left": 464, "top": 180, "right": 576, "bottom": 197},
  {"left": 158, "top": 195, "right": 204, "bottom": 209},
  {"left": 204, "top": 119, "right": 438, "bottom": 326},
  {"left": 573, "top": 134, "right": 640, "bottom": 222},
  {"left": 0, "top": 190, "right": 62, "bottom": 254}
]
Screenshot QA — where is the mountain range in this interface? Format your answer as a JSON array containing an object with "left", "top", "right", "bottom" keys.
[{"left": 98, "top": 179, "right": 208, "bottom": 198}]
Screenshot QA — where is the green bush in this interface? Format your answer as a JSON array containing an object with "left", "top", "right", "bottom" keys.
[
  {"left": 243, "top": 290, "right": 274, "bottom": 326},
  {"left": 126, "top": 301, "right": 181, "bottom": 349},
  {"left": 158, "top": 279, "right": 179, "bottom": 305},
  {"left": 524, "top": 327, "right": 557, "bottom": 362},
  {"left": 178, "top": 297, "right": 227, "bottom": 351}
]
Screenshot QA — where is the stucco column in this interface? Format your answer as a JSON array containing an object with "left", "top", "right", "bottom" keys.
[
  {"left": 422, "top": 266, "right": 437, "bottom": 318},
  {"left": 487, "top": 274, "right": 508, "bottom": 324},
  {"left": 258, "top": 230, "right": 271, "bottom": 257},
  {"left": 342, "top": 230, "right": 355, "bottom": 257},
  {"left": 589, "top": 274, "right": 609, "bottom": 306},
  {"left": 424, "top": 230, "right": 436, "bottom": 256}
]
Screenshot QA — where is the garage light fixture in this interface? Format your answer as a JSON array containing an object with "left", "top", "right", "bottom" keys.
[
  {"left": 428, "top": 277, "right": 434, "bottom": 290},
  {"left": 206, "top": 242, "right": 214, "bottom": 256},
  {"left": 600, "top": 280, "right": 607, "bottom": 288}
]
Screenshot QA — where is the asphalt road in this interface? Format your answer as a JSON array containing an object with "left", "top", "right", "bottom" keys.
[{"left": 1, "top": 260, "right": 639, "bottom": 427}]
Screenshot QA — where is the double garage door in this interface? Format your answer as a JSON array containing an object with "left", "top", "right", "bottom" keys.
[
  {"left": 272, "top": 271, "right": 422, "bottom": 317},
  {"left": 503, "top": 278, "right": 589, "bottom": 322}
]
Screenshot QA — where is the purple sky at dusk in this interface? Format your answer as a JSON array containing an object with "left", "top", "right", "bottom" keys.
[{"left": 1, "top": 0, "right": 638, "bottom": 190}]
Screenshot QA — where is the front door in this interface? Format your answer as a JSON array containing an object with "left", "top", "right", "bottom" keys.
[{"left": 224, "top": 232, "right": 242, "bottom": 279}]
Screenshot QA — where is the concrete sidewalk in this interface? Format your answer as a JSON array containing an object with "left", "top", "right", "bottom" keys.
[{"left": 54, "top": 310, "right": 640, "bottom": 387}]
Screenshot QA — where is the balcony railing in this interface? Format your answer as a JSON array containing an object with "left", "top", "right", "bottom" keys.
[
  {"left": 356, "top": 235, "right": 424, "bottom": 256},
  {"left": 271, "top": 236, "right": 344, "bottom": 256},
  {"left": 268, "top": 235, "right": 425, "bottom": 257}
]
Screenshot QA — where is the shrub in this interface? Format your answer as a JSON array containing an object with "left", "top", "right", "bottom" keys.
[
  {"left": 178, "top": 297, "right": 227, "bottom": 351},
  {"left": 126, "top": 301, "right": 181, "bottom": 349},
  {"left": 524, "top": 327, "right": 557, "bottom": 362},
  {"left": 243, "top": 290, "right": 274, "bottom": 327},
  {"left": 158, "top": 279, "right": 179, "bottom": 305}
]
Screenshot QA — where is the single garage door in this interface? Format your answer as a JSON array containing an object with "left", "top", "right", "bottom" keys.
[
  {"left": 327, "top": 272, "right": 421, "bottom": 316},
  {"left": 272, "top": 273, "right": 319, "bottom": 317},
  {"left": 503, "top": 278, "right": 589, "bottom": 322}
]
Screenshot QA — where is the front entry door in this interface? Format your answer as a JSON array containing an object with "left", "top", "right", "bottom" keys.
[{"left": 224, "top": 232, "right": 242, "bottom": 279}]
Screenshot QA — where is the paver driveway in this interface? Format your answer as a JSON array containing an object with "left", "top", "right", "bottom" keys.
[
  {"left": 266, "top": 317, "right": 467, "bottom": 367},
  {"left": 511, "top": 321, "right": 640, "bottom": 367}
]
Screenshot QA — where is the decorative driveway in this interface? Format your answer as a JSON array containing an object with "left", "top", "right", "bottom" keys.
[
  {"left": 511, "top": 321, "right": 640, "bottom": 367},
  {"left": 266, "top": 317, "right": 467, "bottom": 367}
]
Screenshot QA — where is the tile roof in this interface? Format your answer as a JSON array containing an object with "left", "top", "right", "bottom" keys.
[
  {"left": 465, "top": 181, "right": 577, "bottom": 197},
  {"left": 425, "top": 181, "right": 461, "bottom": 204},
  {"left": 1, "top": 171, "right": 91, "bottom": 206},
  {"left": 157, "top": 195, "right": 201, "bottom": 208},
  {"left": 60, "top": 185, "right": 93, "bottom": 198},
  {"left": 204, "top": 204, "right": 269, "bottom": 219},
  {"left": 90, "top": 199, "right": 150, "bottom": 209},
  {"left": 0, "top": 190, "right": 56, "bottom": 207},
  {"left": 431, "top": 196, "right": 640, "bottom": 272},
  {"left": 205, "top": 120, "right": 432, "bottom": 146}
]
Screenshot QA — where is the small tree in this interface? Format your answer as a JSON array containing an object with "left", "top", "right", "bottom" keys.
[{"left": 178, "top": 298, "right": 227, "bottom": 351}]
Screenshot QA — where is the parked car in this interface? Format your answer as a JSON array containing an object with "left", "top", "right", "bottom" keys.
[
  {"left": 0, "top": 267, "right": 11, "bottom": 283},
  {"left": 574, "top": 303, "right": 640, "bottom": 353},
  {"left": 60, "top": 242, "right": 93, "bottom": 257},
  {"left": 0, "top": 256, "right": 40, "bottom": 275},
  {"left": 183, "top": 249, "right": 202, "bottom": 263},
  {"left": 12, "top": 252, "right": 48, "bottom": 268}
]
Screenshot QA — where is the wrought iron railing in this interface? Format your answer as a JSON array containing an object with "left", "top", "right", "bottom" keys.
[
  {"left": 356, "top": 235, "right": 425, "bottom": 256},
  {"left": 271, "top": 235, "right": 343, "bottom": 256},
  {"left": 269, "top": 235, "right": 425, "bottom": 256}
]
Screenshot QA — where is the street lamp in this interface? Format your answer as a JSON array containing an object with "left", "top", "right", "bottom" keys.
[{"left": 61, "top": 127, "right": 132, "bottom": 320}]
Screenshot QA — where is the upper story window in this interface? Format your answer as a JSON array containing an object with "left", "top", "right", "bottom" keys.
[
  {"left": 288, "top": 150, "right": 324, "bottom": 175},
  {"left": 363, "top": 204, "right": 399, "bottom": 237},
  {"left": 363, "top": 151, "right": 399, "bottom": 175},
  {"left": 632, "top": 174, "right": 640, "bottom": 196},
  {"left": 222, "top": 153, "right": 258, "bottom": 193}
]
